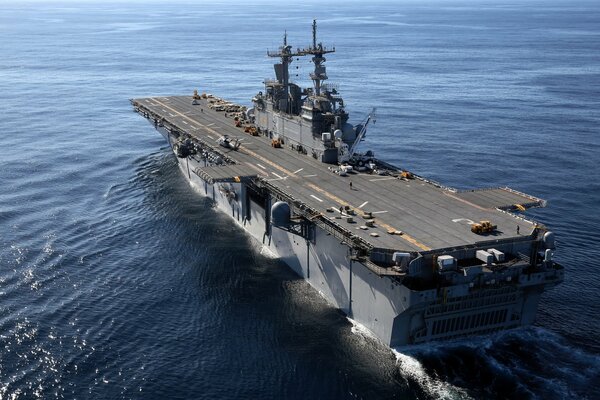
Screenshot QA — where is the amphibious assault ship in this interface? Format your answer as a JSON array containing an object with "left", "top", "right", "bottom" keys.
[{"left": 131, "top": 21, "right": 563, "bottom": 346}]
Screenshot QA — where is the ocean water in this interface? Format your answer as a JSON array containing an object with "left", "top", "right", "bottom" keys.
[{"left": 1, "top": 1, "right": 599, "bottom": 399}]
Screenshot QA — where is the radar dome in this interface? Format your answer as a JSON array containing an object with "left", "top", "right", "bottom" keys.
[
  {"left": 271, "top": 201, "right": 291, "bottom": 227},
  {"left": 543, "top": 231, "right": 556, "bottom": 249}
]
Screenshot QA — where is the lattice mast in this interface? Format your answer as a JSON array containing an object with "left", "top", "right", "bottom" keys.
[
  {"left": 267, "top": 31, "right": 301, "bottom": 113},
  {"left": 298, "top": 19, "right": 336, "bottom": 96}
]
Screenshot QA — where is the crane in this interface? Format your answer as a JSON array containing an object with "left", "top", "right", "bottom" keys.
[{"left": 338, "top": 108, "right": 376, "bottom": 165}]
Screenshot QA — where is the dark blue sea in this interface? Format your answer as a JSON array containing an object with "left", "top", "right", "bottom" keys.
[{"left": 1, "top": 1, "right": 599, "bottom": 398}]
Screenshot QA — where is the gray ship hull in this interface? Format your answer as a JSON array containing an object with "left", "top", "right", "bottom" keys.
[{"left": 155, "top": 125, "right": 559, "bottom": 346}]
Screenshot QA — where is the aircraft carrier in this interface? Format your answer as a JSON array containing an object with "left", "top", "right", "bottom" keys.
[{"left": 131, "top": 21, "right": 564, "bottom": 346}]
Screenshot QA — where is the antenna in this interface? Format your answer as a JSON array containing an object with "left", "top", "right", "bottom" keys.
[
  {"left": 297, "top": 19, "right": 335, "bottom": 96},
  {"left": 312, "top": 19, "right": 317, "bottom": 49},
  {"left": 266, "top": 31, "right": 301, "bottom": 113}
]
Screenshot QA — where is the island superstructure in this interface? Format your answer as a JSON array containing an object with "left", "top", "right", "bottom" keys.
[{"left": 131, "top": 21, "right": 563, "bottom": 346}]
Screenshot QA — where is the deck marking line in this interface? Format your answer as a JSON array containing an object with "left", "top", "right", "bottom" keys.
[
  {"left": 272, "top": 172, "right": 284, "bottom": 179},
  {"left": 306, "top": 182, "right": 348, "bottom": 206},
  {"left": 452, "top": 218, "right": 474, "bottom": 224},
  {"left": 444, "top": 192, "right": 488, "bottom": 211},
  {"left": 310, "top": 195, "right": 324, "bottom": 202},
  {"left": 246, "top": 163, "right": 269, "bottom": 176},
  {"left": 293, "top": 168, "right": 304, "bottom": 174},
  {"left": 371, "top": 210, "right": 388, "bottom": 214},
  {"left": 239, "top": 147, "right": 296, "bottom": 176},
  {"left": 369, "top": 176, "right": 396, "bottom": 182},
  {"left": 377, "top": 220, "right": 431, "bottom": 251},
  {"left": 144, "top": 101, "right": 440, "bottom": 250},
  {"left": 303, "top": 174, "right": 317, "bottom": 178},
  {"left": 256, "top": 163, "right": 266, "bottom": 170},
  {"left": 358, "top": 201, "right": 369, "bottom": 209}
]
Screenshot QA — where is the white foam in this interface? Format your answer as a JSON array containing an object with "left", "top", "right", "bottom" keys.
[
  {"left": 347, "top": 317, "right": 379, "bottom": 342},
  {"left": 392, "top": 349, "right": 472, "bottom": 400},
  {"left": 257, "top": 243, "right": 277, "bottom": 259}
]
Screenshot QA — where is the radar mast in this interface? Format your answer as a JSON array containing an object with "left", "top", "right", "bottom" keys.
[
  {"left": 267, "top": 31, "right": 301, "bottom": 113},
  {"left": 298, "top": 19, "right": 335, "bottom": 96}
]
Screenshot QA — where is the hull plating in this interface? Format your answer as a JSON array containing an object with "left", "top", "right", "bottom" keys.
[{"left": 158, "top": 127, "right": 546, "bottom": 347}]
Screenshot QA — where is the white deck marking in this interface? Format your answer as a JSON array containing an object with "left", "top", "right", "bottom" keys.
[
  {"left": 272, "top": 172, "right": 284, "bottom": 179},
  {"left": 310, "top": 195, "right": 323, "bottom": 202},
  {"left": 161, "top": 109, "right": 166, "bottom": 112},
  {"left": 452, "top": 218, "right": 474, "bottom": 224},
  {"left": 371, "top": 210, "right": 388, "bottom": 214},
  {"left": 293, "top": 168, "right": 304, "bottom": 174},
  {"left": 358, "top": 201, "right": 369, "bottom": 209},
  {"left": 207, "top": 135, "right": 214, "bottom": 139},
  {"left": 369, "top": 176, "right": 397, "bottom": 182},
  {"left": 256, "top": 163, "right": 267, "bottom": 170},
  {"left": 206, "top": 123, "right": 215, "bottom": 127},
  {"left": 303, "top": 174, "right": 317, "bottom": 178},
  {"left": 182, "top": 121, "right": 188, "bottom": 125}
]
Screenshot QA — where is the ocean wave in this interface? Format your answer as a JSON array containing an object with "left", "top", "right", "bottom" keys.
[{"left": 394, "top": 327, "right": 600, "bottom": 399}]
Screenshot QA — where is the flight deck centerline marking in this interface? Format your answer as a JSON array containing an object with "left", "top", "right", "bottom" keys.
[
  {"left": 358, "top": 201, "right": 369, "bottom": 209},
  {"left": 256, "top": 164, "right": 267, "bottom": 170},
  {"left": 272, "top": 172, "right": 284, "bottom": 179},
  {"left": 303, "top": 174, "right": 317, "bottom": 178},
  {"left": 371, "top": 210, "right": 388, "bottom": 214},
  {"left": 293, "top": 168, "right": 304, "bottom": 174},
  {"left": 310, "top": 195, "right": 323, "bottom": 202}
]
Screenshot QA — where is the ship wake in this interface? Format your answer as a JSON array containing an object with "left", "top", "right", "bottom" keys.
[{"left": 393, "top": 327, "right": 600, "bottom": 399}]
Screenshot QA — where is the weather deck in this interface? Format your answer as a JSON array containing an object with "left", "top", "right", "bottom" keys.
[{"left": 132, "top": 95, "right": 544, "bottom": 253}]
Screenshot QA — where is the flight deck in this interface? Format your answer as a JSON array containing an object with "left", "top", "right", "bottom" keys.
[{"left": 131, "top": 95, "right": 544, "bottom": 255}]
